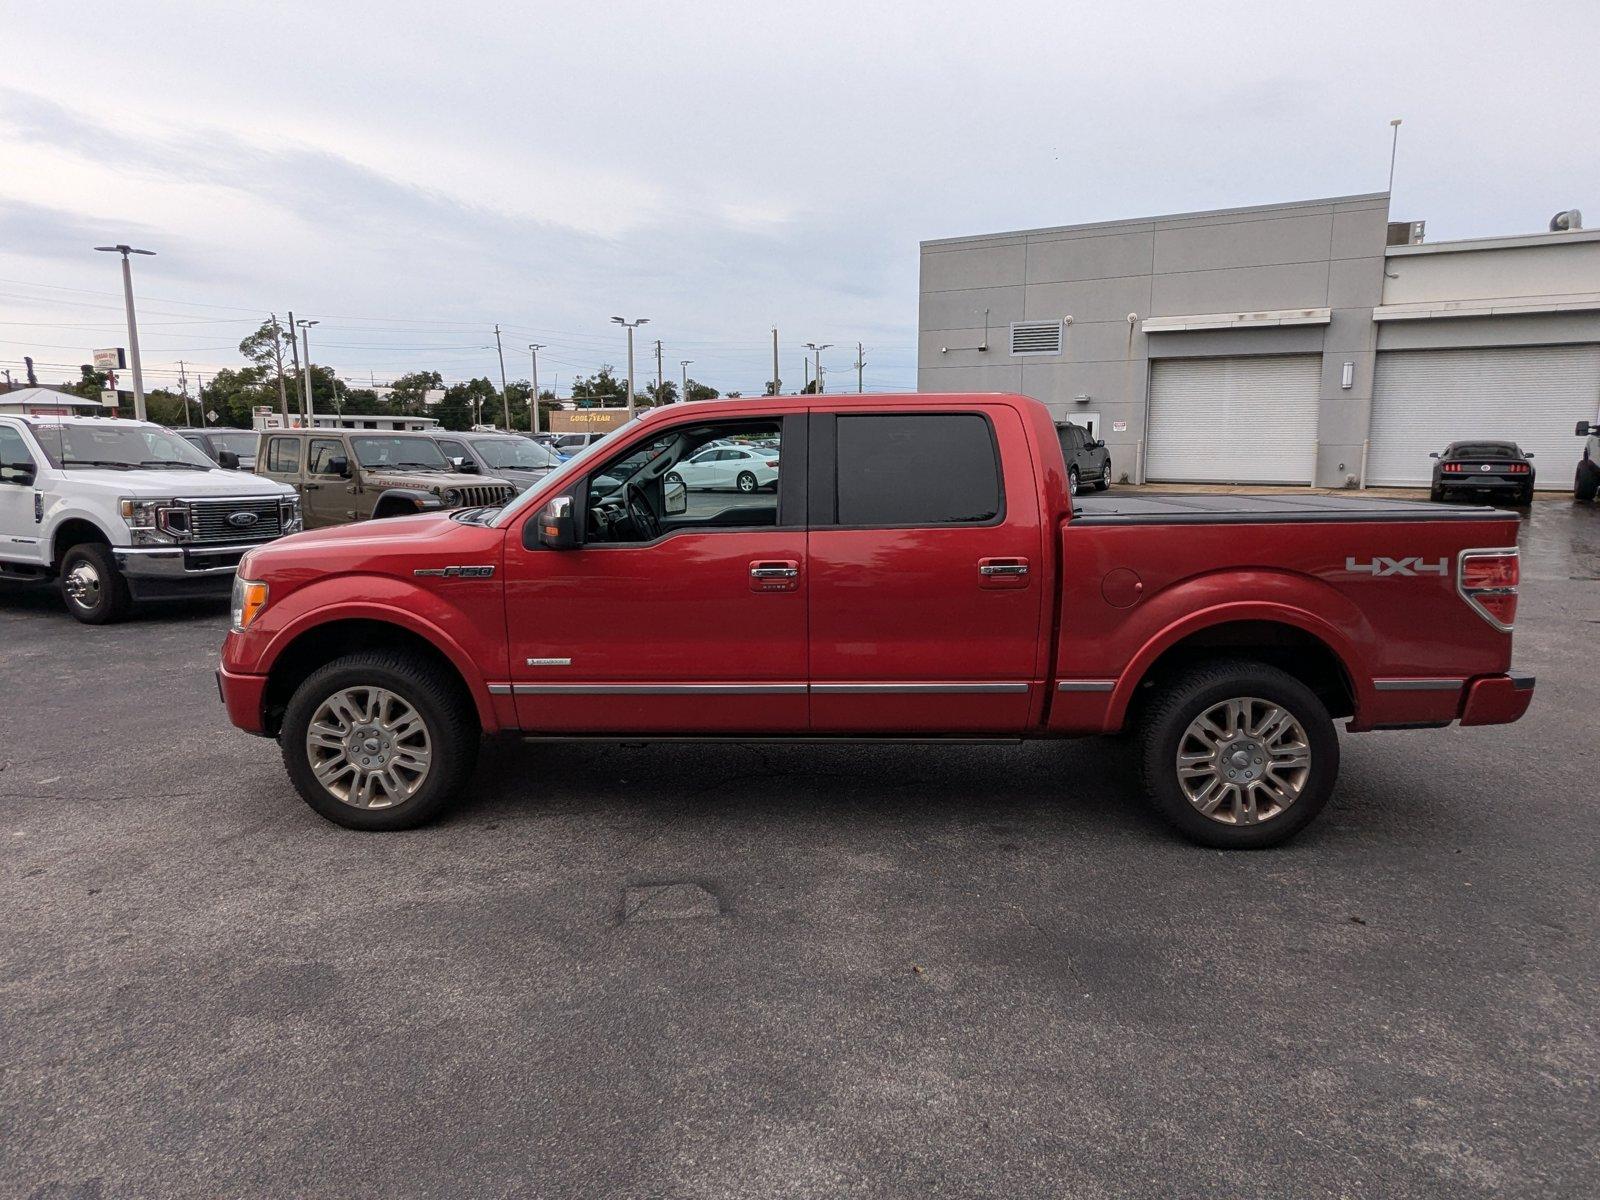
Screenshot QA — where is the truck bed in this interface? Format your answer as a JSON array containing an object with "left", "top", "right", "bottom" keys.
[{"left": 1069, "top": 491, "right": 1503, "bottom": 525}]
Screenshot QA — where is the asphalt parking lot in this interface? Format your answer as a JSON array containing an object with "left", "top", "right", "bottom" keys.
[{"left": 3, "top": 499, "right": 1597, "bottom": 1200}]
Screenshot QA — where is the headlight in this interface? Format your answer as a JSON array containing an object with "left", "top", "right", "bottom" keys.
[
  {"left": 230, "top": 575, "right": 270, "bottom": 632},
  {"left": 119, "top": 497, "right": 162, "bottom": 528},
  {"left": 280, "top": 494, "right": 302, "bottom": 534},
  {"left": 443, "top": 488, "right": 461, "bottom": 506},
  {"left": 119, "top": 497, "right": 188, "bottom": 543}
]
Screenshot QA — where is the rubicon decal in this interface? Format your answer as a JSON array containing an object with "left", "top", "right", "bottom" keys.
[{"left": 1345, "top": 556, "right": 1449, "bottom": 577}]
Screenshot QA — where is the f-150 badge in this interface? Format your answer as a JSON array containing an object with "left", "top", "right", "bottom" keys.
[
  {"left": 414, "top": 565, "right": 496, "bottom": 578},
  {"left": 1345, "top": 556, "right": 1448, "bottom": 577}
]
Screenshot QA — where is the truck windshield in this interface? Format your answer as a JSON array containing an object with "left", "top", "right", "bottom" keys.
[
  {"left": 472, "top": 437, "right": 558, "bottom": 470},
  {"left": 32, "top": 423, "right": 217, "bottom": 470},
  {"left": 350, "top": 436, "right": 450, "bottom": 471}
]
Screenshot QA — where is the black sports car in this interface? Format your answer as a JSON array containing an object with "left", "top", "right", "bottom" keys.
[{"left": 1428, "top": 440, "right": 1535, "bottom": 505}]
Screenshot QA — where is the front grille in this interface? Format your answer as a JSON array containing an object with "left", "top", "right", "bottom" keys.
[
  {"left": 455, "top": 485, "right": 515, "bottom": 508},
  {"left": 188, "top": 497, "right": 284, "bottom": 543}
]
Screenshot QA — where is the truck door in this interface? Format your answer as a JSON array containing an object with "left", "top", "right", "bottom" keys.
[
  {"left": 0, "top": 423, "right": 43, "bottom": 564},
  {"left": 807, "top": 406, "right": 1045, "bottom": 734},
  {"left": 501, "top": 412, "right": 808, "bottom": 733},
  {"left": 303, "top": 437, "right": 352, "bottom": 526}
]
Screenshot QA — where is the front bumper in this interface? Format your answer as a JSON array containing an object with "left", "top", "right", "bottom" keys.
[
  {"left": 217, "top": 665, "right": 271, "bottom": 735},
  {"left": 114, "top": 542, "right": 269, "bottom": 600}
]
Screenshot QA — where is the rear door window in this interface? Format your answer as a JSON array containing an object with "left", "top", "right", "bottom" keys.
[{"left": 834, "top": 413, "right": 1001, "bottom": 527}]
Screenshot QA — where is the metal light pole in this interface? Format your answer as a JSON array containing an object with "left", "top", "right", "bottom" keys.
[
  {"left": 1387, "top": 118, "right": 1403, "bottom": 194},
  {"left": 297, "top": 319, "right": 321, "bottom": 422},
  {"left": 804, "top": 342, "right": 833, "bottom": 395},
  {"left": 611, "top": 316, "right": 649, "bottom": 417},
  {"left": 771, "top": 327, "right": 780, "bottom": 396},
  {"left": 94, "top": 244, "right": 154, "bottom": 421},
  {"left": 528, "top": 344, "right": 545, "bottom": 433},
  {"left": 680, "top": 359, "right": 693, "bottom": 403}
]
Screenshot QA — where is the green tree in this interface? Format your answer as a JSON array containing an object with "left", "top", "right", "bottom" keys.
[
  {"left": 763, "top": 379, "right": 784, "bottom": 396},
  {"left": 643, "top": 380, "right": 679, "bottom": 406},
  {"left": 67, "top": 365, "right": 109, "bottom": 401},
  {"left": 439, "top": 377, "right": 497, "bottom": 430},
  {"left": 201, "top": 365, "right": 280, "bottom": 427},
  {"left": 570, "top": 366, "right": 628, "bottom": 408},
  {"left": 686, "top": 379, "right": 719, "bottom": 403},
  {"left": 389, "top": 370, "right": 444, "bottom": 413},
  {"left": 237, "top": 317, "right": 295, "bottom": 412}
]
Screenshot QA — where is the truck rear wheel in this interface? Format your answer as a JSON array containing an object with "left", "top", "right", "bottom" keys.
[
  {"left": 60, "top": 543, "right": 132, "bottom": 625},
  {"left": 280, "top": 650, "right": 479, "bottom": 831},
  {"left": 1576, "top": 462, "right": 1599, "bottom": 502},
  {"left": 1137, "top": 659, "right": 1338, "bottom": 849}
]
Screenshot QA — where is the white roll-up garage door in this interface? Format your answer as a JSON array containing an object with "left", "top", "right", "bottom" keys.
[
  {"left": 1146, "top": 355, "right": 1322, "bottom": 484},
  {"left": 1368, "top": 345, "right": 1600, "bottom": 486}
]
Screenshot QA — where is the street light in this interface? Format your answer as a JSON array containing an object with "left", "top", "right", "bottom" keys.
[
  {"left": 94, "top": 244, "right": 155, "bottom": 421},
  {"left": 528, "top": 344, "right": 546, "bottom": 433},
  {"left": 297, "top": 319, "right": 322, "bottom": 420},
  {"left": 611, "top": 316, "right": 649, "bottom": 417},
  {"left": 804, "top": 341, "right": 833, "bottom": 394},
  {"left": 680, "top": 359, "right": 693, "bottom": 404}
]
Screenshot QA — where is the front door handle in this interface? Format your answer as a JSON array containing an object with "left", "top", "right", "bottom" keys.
[
  {"left": 750, "top": 559, "right": 800, "bottom": 593},
  {"left": 978, "top": 557, "right": 1030, "bottom": 590},
  {"left": 302, "top": 482, "right": 320, "bottom": 491}
]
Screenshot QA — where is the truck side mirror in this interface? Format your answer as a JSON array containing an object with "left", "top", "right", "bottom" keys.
[
  {"left": 327, "top": 456, "right": 351, "bottom": 478},
  {"left": 664, "top": 477, "right": 687, "bottom": 516},
  {"left": 533, "top": 495, "right": 578, "bottom": 550},
  {"left": 0, "top": 461, "right": 35, "bottom": 486},
  {"left": 1524, "top": 450, "right": 1534, "bottom": 458},
  {"left": 1577, "top": 421, "right": 1594, "bottom": 437},
  {"left": 451, "top": 456, "right": 480, "bottom": 474},
  {"left": 1428, "top": 451, "right": 1441, "bottom": 459},
  {"left": 217, "top": 449, "right": 240, "bottom": 470}
]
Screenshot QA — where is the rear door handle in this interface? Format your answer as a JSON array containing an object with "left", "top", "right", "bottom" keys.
[
  {"left": 978, "top": 557, "right": 1030, "bottom": 590},
  {"left": 302, "top": 482, "right": 320, "bottom": 491},
  {"left": 750, "top": 559, "right": 800, "bottom": 592}
]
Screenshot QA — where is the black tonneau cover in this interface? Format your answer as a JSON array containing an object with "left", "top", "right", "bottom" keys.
[{"left": 1070, "top": 491, "right": 1503, "bottom": 526}]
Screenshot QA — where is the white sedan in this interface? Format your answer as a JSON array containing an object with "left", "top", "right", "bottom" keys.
[{"left": 666, "top": 445, "right": 780, "bottom": 493}]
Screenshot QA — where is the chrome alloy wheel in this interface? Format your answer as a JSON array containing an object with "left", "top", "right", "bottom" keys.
[
  {"left": 305, "top": 686, "right": 433, "bottom": 809},
  {"left": 1175, "top": 696, "right": 1311, "bottom": 825},
  {"left": 64, "top": 562, "right": 101, "bottom": 608}
]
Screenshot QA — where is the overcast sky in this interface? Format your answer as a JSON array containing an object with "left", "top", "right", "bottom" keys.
[{"left": 3, "top": 0, "right": 1597, "bottom": 399}]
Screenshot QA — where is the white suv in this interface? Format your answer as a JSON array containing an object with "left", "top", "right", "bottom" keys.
[{"left": 0, "top": 415, "right": 300, "bottom": 623}]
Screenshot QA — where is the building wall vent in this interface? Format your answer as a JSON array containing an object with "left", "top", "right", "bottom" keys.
[
  {"left": 1010, "top": 320, "right": 1063, "bottom": 356},
  {"left": 1386, "top": 220, "right": 1425, "bottom": 246}
]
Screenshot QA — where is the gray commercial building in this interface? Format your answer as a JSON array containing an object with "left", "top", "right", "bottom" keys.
[{"left": 918, "top": 192, "right": 1600, "bottom": 488}]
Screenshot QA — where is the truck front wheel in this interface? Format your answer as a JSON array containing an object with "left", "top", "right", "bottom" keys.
[
  {"left": 1137, "top": 659, "right": 1339, "bottom": 849},
  {"left": 60, "top": 543, "right": 132, "bottom": 624},
  {"left": 280, "top": 650, "right": 479, "bottom": 830}
]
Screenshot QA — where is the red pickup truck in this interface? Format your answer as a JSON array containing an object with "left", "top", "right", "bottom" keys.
[{"left": 218, "top": 393, "right": 1533, "bottom": 848}]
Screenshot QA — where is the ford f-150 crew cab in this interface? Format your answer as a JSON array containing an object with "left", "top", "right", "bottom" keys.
[
  {"left": 1, "top": 414, "right": 300, "bottom": 623},
  {"left": 218, "top": 393, "right": 1534, "bottom": 848}
]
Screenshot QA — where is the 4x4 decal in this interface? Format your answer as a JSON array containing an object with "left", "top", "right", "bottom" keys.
[{"left": 1345, "top": 556, "right": 1449, "bottom": 577}]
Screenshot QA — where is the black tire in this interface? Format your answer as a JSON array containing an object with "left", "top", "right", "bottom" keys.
[
  {"left": 736, "top": 471, "right": 757, "bottom": 494},
  {"left": 1094, "top": 457, "right": 1111, "bottom": 490},
  {"left": 1430, "top": 483, "right": 1444, "bottom": 503},
  {"left": 59, "top": 542, "right": 132, "bottom": 625},
  {"left": 280, "top": 650, "right": 479, "bottom": 831},
  {"left": 1068, "top": 466, "right": 1080, "bottom": 496},
  {"left": 1137, "top": 658, "right": 1339, "bottom": 849},
  {"left": 1575, "top": 463, "right": 1599, "bottom": 502},
  {"left": 1519, "top": 483, "right": 1535, "bottom": 507}
]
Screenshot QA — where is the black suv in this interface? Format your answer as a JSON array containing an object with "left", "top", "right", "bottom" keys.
[{"left": 1057, "top": 423, "right": 1112, "bottom": 494}]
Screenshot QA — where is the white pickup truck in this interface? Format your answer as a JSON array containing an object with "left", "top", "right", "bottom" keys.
[{"left": 0, "top": 414, "right": 300, "bottom": 623}]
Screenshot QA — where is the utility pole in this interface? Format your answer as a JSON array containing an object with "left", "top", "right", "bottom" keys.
[
  {"left": 771, "top": 326, "right": 780, "bottom": 395},
  {"left": 654, "top": 338, "right": 664, "bottom": 403},
  {"left": 197, "top": 373, "right": 205, "bottom": 422},
  {"left": 528, "top": 344, "right": 545, "bottom": 433},
  {"left": 94, "top": 243, "right": 155, "bottom": 421},
  {"left": 804, "top": 342, "right": 833, "bottom": 395},
  {"left": 286, "top": 308, "right": 304, "bottom": 418},
  {"left": 680, "top": 359, "right": 693, "bottom": 403},
  {"left": 297, "top": 319, "right": 321, "bottom": 422},
  {"left": 492, "top": 324, "right": 512, "bottom": 429},
  {"left": 177, "top": 360, "right": 193, "bottom": 426},
  {"left": 270, "top": 313, "right": 290, "bottom": 418},
  {"left": 854, "top": 341, "right": 866, "bottom": 393},
  {"left": 803, "top": 357, "right": 811, "bottom": 392},
  {"left": 611, "top": 316, "right": 649, "bottom": 418}
]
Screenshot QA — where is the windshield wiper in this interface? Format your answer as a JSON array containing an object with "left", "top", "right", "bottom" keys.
[
  {"left": 391, "top": 461, "right": 443, "bottom": 471},
  {"left": 138, "top": 459, "right": 212, "bottom": 471},
  {"left": 61, "top": 459, "right": 135, "bottom": 470}
]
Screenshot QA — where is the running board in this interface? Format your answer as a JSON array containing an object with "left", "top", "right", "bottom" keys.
[{"left": 513, "top": 734, "right": 1026, "bottom": 746}]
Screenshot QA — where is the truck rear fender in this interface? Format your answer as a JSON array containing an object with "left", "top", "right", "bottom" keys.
[{"left": 1100, "top": 571, "right": 1373, "bottom": 731}]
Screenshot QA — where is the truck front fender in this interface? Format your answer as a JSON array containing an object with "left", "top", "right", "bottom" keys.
[{"left": 372, "top": 488, "right": 444, "bottom": 519}]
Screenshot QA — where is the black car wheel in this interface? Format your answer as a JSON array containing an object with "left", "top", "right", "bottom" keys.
[
  {"left": 1576, "top": 462, "right": 1600, "bottom": 503},
  {"left": 736, "top": 471, "right": 758, "bottom": 494},
  {"left": 1068, "top": 466, "right": 1080, "bottom": 496},
  {"left": 59, "top": 543, "right": 132, "bottom": 625},
  {"left": 1430, "top": 482, "right": 1444, "bottom": 503},
  {"left": 1094, "top": 457, "right": 1111, "bottom": 491}
]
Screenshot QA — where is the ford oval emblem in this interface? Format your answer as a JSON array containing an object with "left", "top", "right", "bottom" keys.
[{"left": 227, "top": 511, "right": 260, "bottom": 528}]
